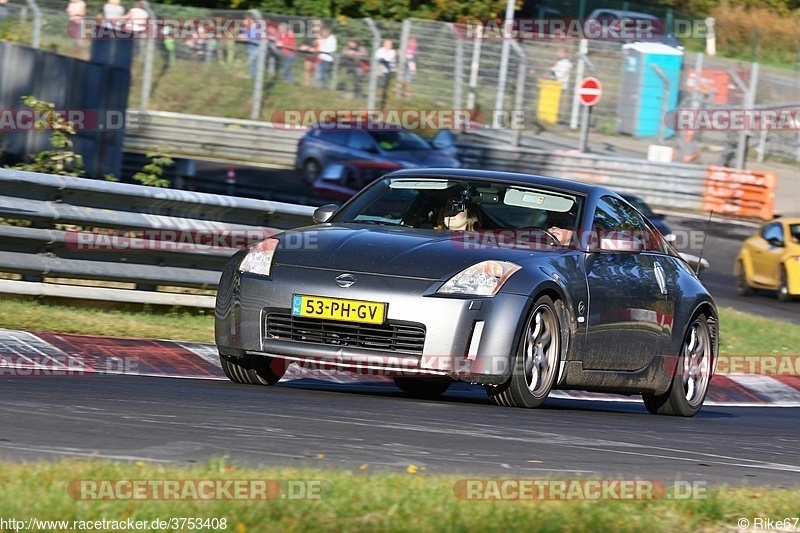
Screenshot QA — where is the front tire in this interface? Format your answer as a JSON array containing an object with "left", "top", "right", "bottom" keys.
[
  {"left": 643, "top": 314, "right": 713, "bottom": 417},
  {"left": 486, "top": 296, "right": 563, "bottom": 408},
  {"left": 393, "top": 377, "right": 452, "bottom": 398},
  {"left": 777, "top": 266, "right": 792, "bottom": 302},
  {"left": 220, "top": 353, "right": 285, "bottom": 385},
  {"left": 735, "top": 260, "right": 754, "bottom": 296}
]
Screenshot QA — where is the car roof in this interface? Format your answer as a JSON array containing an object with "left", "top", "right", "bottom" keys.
[
  {"left": 383, "top": 168, "right": 618, "bottom": 197},
  {"left": 588, "top": 8, "right": 661, "bottom": 20}
]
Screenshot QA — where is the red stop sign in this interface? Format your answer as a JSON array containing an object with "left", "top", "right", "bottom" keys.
[{"left": 578, "top": 77, "right": 602, "bottom": 106}]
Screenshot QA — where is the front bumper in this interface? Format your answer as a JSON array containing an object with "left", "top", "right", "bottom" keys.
[{"left": 215, "top": 263, "right": 531, "bottom": 384}]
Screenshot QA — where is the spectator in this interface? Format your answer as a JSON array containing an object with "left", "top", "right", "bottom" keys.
[
  {"left": 298, "top": 19, "right": 321, "bottom": 87},
  {"left": 103, "top": 0, "right": 124, "bottom": 22},
  {"left": 676, "top": 129, "right": 701, "bottom": 164},
  {"left": 237, "top": 18, "right": 262, "bottom": 78},
  {"left": 66, "top": 0, "right": 86, "bottom": 54},
  {"left": 314, "top": 26, "right": 337, "bottom": 88},
  {"left": 122, "top": 1, "right": 148, "bottom": 34},
  {"left": 375, "top": 40, "right": 396, "bottom": 107},
  {"left": 276, "top": 22, "right": 296, "bottom": 84},
  {"left": 546, "top": 47, "right": 573, "bottom": 89},
  {"left": 402, "top": 36, "right": 417, "bottom": 98},
  {"left": 340, "top": 38, "right": 367, "bottom": 96}
]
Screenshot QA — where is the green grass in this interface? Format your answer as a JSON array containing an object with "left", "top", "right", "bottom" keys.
[
  {"left": 1, "top": 298, "right": 799, "bottom": 359},
  {"left": 0, "top": 297, "right": 214, "bottom": 343},
  {"left": 0, "top": 458, "right": 797, "bottom": 532}
]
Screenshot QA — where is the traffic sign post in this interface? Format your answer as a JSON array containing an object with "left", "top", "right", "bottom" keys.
[{"left": 577, "top": 77, "right": 602, "bottom": 153}]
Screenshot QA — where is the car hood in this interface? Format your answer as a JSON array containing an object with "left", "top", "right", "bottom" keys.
[
  {"left": 272, "top": 224, "right": 552, "bottom": 280},
  {"left": 388, "top": 150, "right": 460, "bottom": 168}
]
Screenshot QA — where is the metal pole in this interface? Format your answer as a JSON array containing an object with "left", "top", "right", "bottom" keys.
[
  {"left": 467, "top": 26, "right": 483, "bottom": 110},
  {"left": 139, "top": 1, "right": 156, "bottom": 110},
  {"left": 756, "top": 129, "right": 768, "bottom": 163},
  {"left": 578, "top": 104, "right": 590, "bottom": 152},
  {"left": 570, "top": 39, "right": 588, "bottom": 129},
  {"left": 24, "top": 0, "right": 41, "bottom": 49},
  {"left": 398, "top": 19, "right": 410, "bottom": 88},
  {"left": 734, "top": 62, "right": 759, "bottom": 169},
  {"left": 510, "top": 40, "right": 526, "bottom": 146},
  {"left": 249, "top": 10, "right": 267, "bottom": 120},
  {"left": 453, "top": 26, "right": 464, "bottom": 110},
  {"left": 690, "top": 52, "right": 703, "bottom": 110},
  {"left": 492, "top": 0, "right": 516, "bottom": 128},
  {"left": 365, "top": 18, "right": 381, "bottom": 109}
]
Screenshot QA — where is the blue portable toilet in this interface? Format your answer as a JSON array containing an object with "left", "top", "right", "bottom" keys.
[{"left": 616, "top": 42, "right": 683, "bottom": 138}]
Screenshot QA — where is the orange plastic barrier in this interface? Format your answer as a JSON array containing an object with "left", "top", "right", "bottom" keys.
[{"left": 701, "top": 167, "right": 777, "bottom": 220}]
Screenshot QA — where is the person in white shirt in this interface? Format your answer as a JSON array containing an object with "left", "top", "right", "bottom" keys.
[
  {"left": 123, "top": 1, "right": 148, "bottom": 34},
  {"left": 548, "top": 47, "right": 573, "bottom": 89},
  {"left": 313, "top": 27, "right": 337, "bottom": 88},
  {"left": 66, "top": 0, "right": 86, "bottom": 55},
  {"left": 375, "top": 40, "right": 396, "bottom": 107},
  {"left": 103, "top": 0, "right": 124, "bottom": 21}
]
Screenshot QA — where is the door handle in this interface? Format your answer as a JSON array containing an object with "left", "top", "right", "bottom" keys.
[{"left": 654, "top": 261, "right": 668, "bottom": 296}]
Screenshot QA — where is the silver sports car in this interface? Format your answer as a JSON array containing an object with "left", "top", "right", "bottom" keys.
[{"left": 215, "top": 169, "right": 718, "bottom": 416}]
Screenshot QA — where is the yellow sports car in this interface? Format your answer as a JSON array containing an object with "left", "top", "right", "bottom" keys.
[{"left": 735, "top": 218, "right": 800, "bottom": 301}]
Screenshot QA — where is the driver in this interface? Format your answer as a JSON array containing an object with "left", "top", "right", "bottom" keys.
[
  {"left": 546, "top": 213, "right": 576, "bottom": 246},
  {"left": 436, "top": 197, "right": 481, "bottom": 231}
]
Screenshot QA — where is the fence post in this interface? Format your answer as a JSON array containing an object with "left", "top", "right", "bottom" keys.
[
  {"left": 492, "top": 0, "right": 516, "bottom": 128},
  {"left": 570, "top": 39, "right": 588, "bottom": 129},
  {"left": 249, "top": 9, "right": 267, "bottom": 120},
  {"left": 467, "top": 25, "right": 482, "bottom": 110},
  {"left": 510, "top": 40, "right": 526, "bottom": 146},
  {"left": 453, "top": 26, "right": 464, "bottom": 110},
  {"left": 365, "top": 18, "right": 381, "bottom": 109},
  {"left": 398, "top": 19, "right": 410, "bottom": 94},
  {"left": 139, "top": 1, "right": 156, "bottom": 110},
  {"left": 734, "top": 62, "right": 758, "bottom": 169},
  {"left": 24, "top": 0, "right": 41, "bottom": 49}
]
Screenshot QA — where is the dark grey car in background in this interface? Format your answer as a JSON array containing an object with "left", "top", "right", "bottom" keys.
[{"left": 216, "top": 169, "right": 718, "bottom": 416}]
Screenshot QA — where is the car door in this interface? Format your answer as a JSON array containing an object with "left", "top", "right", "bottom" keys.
[
  {"left": 582, "top": 196, "right": 671, "bottom": 372},
  {"left": 321, "top": 130, "right": 353, "bottom": 164},
  {"left": 751, "top": 222, "right": 784, "bottom": 287}
]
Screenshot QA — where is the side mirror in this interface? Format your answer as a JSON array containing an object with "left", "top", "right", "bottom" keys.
[
  {"left": 599, "top": 231, "right": 645, "bottom": 253},
  {"left": 767, "top": 237, "right": 784, "bottom": 247},
  {"left": 312, "top": 204, "right": 338, "bottom": 224},
  {"left": 431, "top": 129, "right": 455, "bottom": 150}
]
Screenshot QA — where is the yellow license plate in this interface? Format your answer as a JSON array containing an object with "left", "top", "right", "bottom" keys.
[{"left": 291, "top": 294, "right": 387, "bottom": 324}]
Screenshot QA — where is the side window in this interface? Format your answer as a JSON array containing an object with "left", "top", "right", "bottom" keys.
[
  {"left": 322, "top": 130, "right": 350, "bottom": 146},
  {"left": 593, "top": 196, "right": 654, "bottom": 251},
  {"left": 348, "top": 131, "right": 376, "bottom": 152},
  {"left": 761, "top": 222, "right": 784, "bottom": 245}
]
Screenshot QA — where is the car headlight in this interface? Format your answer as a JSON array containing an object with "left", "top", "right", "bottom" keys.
[
  {"left": 238, "top": 239, "right": 279, "bottom": 276},
  {"left": 437, "top": 260, "right": 521, "bottom": 296}
]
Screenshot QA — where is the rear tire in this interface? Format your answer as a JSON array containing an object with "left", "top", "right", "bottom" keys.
[
  {"left": 393, "top": 377, "right": 452, "bottom": 398},
  {"left": 302, "top": 159, "right": 321, "bottom": 183},
  {"left": 777, "top": 266, "right": 792, "bottom": 302},
  {"left": 643, "top": 314, "right": 713, "bottom": 417},
  {"left": 220, "top": 354, "right": 285, "bottom": 386},
  {"left": 486, "top": 296, "right": 563, "bottom": 408},
  {"left": 735, "top": 260, "right": 754, "bottom": 296}
]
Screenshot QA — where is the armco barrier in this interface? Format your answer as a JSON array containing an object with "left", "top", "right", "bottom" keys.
[
  {"left": 0, "top": 169, "right": 315, "bottom": 307},
  {"left": 701, "top": 167, "right": 778, "bottom": 221},
  {"left": 124, "top": 110, "right": 776, "bottom": 219}
]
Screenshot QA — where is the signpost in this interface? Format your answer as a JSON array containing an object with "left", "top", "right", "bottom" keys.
[{"left": 577, "top": 77, "right": 602, "bottom": 153}]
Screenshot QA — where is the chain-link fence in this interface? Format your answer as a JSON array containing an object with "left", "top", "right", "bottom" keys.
[{"left": 3, "top": 0, "right": 800, "bottom": 163}]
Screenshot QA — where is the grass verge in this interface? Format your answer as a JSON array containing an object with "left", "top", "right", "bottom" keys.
[
  {"left": 0, "top": 298, "right": 798, "bottom": 357},
  {"left": 0, "top": 458, "right": 797, "bottom": 532}
]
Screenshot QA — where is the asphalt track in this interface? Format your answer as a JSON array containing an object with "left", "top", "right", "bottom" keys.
[{"left": 1, "top": 373, "right": 799, "bottom": 486}]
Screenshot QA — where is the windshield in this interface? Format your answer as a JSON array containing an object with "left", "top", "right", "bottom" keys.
[
  {"left": 369, "top": 130, "right": 432, "bottom": 151},
  {"left": 790, "top": 224, "right": 800, "bottom": 244},
  {"left": 332, "top": 177, "right": 585, "bottom": 247}
]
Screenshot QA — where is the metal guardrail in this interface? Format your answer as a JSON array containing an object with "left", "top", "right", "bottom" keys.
[
  {"left": 124, "top": 110, "right": 778, "bottom": 217},
  {"left": 0, "top": 168, "right": 315, "bottom": 307}
]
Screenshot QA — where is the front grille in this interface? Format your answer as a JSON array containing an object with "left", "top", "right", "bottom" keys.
[{"left": 265, "top": 313, "right": 426, "bottom": 354}]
